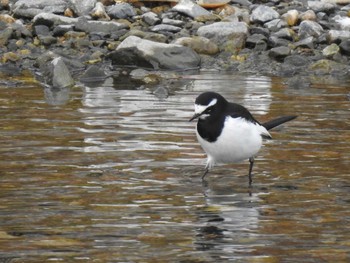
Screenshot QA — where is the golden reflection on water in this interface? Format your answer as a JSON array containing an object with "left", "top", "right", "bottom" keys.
[{"left": 0, "top": 72, "right": 349, "bottom": 262}]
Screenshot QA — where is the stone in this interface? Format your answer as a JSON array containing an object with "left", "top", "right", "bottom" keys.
[
  {"left": 264, "top": 19, "right": 288, "bottom": 31},
  {"left": 172, "top": 0, "right": 210, "bottom": 19},
  {"left": 251, "top": 5, "right": 280, "bottom": 23},
  {"left": 162, "top": 18, "right": 185, "bottom": 27},
  {"left": 282, "top": 9, "right": 299, "bottom": 26},
  {"left": 50, "top": 57, "right": 75, "bottom": 88},
  {"left": 12, "top": 0, "right": 68, "bottom": 18},
  {"left": 327, "top": 30, "right": 350, "bottom": 43},
  {"left": 90, "top": 2, "right": 110, "bottom": 20},
  {"left": 273, "top": 28, "right": 296, "bottom": 40},
  {"left": 151, "top": 24, "right": 182, "bottom": 33},
  {"left": 333, "top": 15, "right": 350, "bottom": 30},
  {"left": 294, "top": 36, "right": 315, "bottom": 49},
  {"left": 0, "top": 27, "right": 13, "bottom": 47},
  {"left": 299, "top": 10, "right": 317, "bottom": 21},
  {"left": 246, "top": 34, "right": 267, "bottom": 48},
  {"left": 34, "top": 25, "right": 50, "bottom": 36},
  {"left": 80, "top": 65, "right": 107, "bottom": 82},
  {"left": 197, "top": 21, "right": 248, "bottom": 52},
  {"left": 107, "top": 3, "right": 136, "bottom": 19},
  {"left": 339, "top": 39, "right": 350, "bottom": 55},
  {"left": 108, "top": 36, "right": 200, "bottom": 70},
  {"left": 75, "top": 17, "right": 128, "bottom": 34},
  {"left": 322, "top": 43, "right": 340, "bottom": 57},
  {"left": 70, "top": 0, "right": 96, "bottom": 16},
  {"left": 268, "top": 46, "right": 291, "bottom": 61},
  {"left": 33, "top": 13, "right": 78, "bottom": 27},
  {"left": 142, "top": 12, "right": 160, "bottom": 26},
  {"left": 174, "top": 36, "right": 219, "bottom": 55},
  {"left": 307, "top": 1, "right": 336, "bottom": 13},
  {"left": 298, "top": 20, "right": 323, "bottom": 39}
]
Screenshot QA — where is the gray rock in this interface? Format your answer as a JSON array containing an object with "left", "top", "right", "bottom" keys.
[
  {"left": 142, "top": 12, "right": 160, "bottom": 26},
  {"left": 174, "top": 36, "right": 219, "bottom": 55},
  {"left": 52, "top": 25, "right": 75, "bottom": 37},
  {"left": 264, "top": 19, "right": 288, "bottom": 31},
  {"left": 0, "top": 28, "right": 13, "bottom": 47},
  {"left": 162, "top": 18, "right": 185, "bottom": 27},
  {"left": 151, "top": 24, "right": 182, "bottom": 33},
  {"left": 50, "top": 57, "right": 75, "bottom": 89},
  {"left": 172, "top": 0, "right": 210, "bottom": 19},
  {"left": 268, "top": 46, "right": 291, "bottom": 61},
  {"left": 268, "top": 35, "right": 291, "bottom": 47},
  {"left": 273, "top": 28, "right": 295, "bottom": 40},
  {"left": 70, "top": 0, "right": 96, "bottom": 16},
  {"left": 33, "top": 13, "right": 78, "bottom": 27},
  {"left": 34, "top": 25, "right": 50, "bottom": 36},
  {"left": 246, "top": 34, "right": 267, "bottom": 48},
  {"left": 251, "top": 5, "right": 280, "bottom": 23},
  {"left": 294, "top": 36, "right": 314, "bottom": 49},
  {"left": 107, "top": 3, "right": 136, "bottom": 19},
  {"left": 307, "top": 1, "right": 336, "bottom": 13},
  {"left": 12, "top": 0, "right": 68, "bottom": 18},
  {"left": 326, "top": 30, "right": 350, "bottom": 43},
  {"left": 108, "top": 35, "right": 200, "bottom": 70},
  {"left": 75, "top": 17, "right": 128, "bottom": 34},
  {"left": 298, "top": 20, "right": 323, "bottom": 39},
  {"left": 284, "top": 55, "right": 311, "bottom": 67},
  {"left": 197, "top": 21, "right": 248, "bottom": 51},
  {"left": 80, "top": 65, "right": 107, "bottom": 83},
  {"left": 339, "top": 39, "right": 350, "bottom": 55}
]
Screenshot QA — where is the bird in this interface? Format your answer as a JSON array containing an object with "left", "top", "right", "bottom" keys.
[{"left": 189, "top": 91, "right": 297, "bottom": 185}]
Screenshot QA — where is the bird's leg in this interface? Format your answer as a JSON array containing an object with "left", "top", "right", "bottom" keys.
[
  {"left": 201, "top": 168, "right": 209, "bottom": 181},
  {"left": 248, "top": 157, "right": 254, "bottom": 186}
]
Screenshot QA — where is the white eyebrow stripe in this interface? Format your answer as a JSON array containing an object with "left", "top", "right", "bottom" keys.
[{"left": 194, "top": 98, "right": 217, "bottom": 114}]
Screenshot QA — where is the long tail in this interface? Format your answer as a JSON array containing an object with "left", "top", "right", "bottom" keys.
[{"left": 262, "top": 116, "right": 297, "bottom": 130}]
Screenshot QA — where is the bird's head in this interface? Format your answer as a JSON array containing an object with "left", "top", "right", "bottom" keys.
[{"left": 189, "top": 92, "right": 227, "bottom": 122}]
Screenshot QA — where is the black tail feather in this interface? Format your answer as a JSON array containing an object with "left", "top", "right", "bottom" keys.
[{"left": 262, "top": 116, "right": 297, "bottom": 130}]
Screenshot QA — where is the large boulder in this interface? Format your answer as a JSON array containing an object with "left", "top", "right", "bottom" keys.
[{"left": 108, "top": 36, "right": 200, "bottom": 70}]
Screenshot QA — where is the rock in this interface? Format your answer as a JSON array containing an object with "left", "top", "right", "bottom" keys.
[
  {"left": 70, "top": 0, "right": 96, "bottom": 16},
  {"left": 251, "top": 5, "right": 280, "bottom": 23},
  {"left": 268, "top": 46, "right": 291, "bottom": 61},
  {"left": 80, "top": 65, "right": 107, "bottom": 82},
  {"left": 108, "top": 35, "right": 200, "bottom": 70},
  {"left": 12, "top": 0, "right": 68, "bottom": 18},
  {"left": 174, "top": 36, "right": 219, "bottom": 55},
  {"left": 322, "top": 43, "right": 340, "bottom": 57},
  {"left": 162, "top": 18, "right": 185, "bottom": 27},
  {"left": 282, "top": 9, "right": 299, "bottom": 26},
  {"left": 33, "top": 12, "right": 78, "bottom": 27},
  {"left": 264, "top": 19, "right": 288, "bottom": 31},
  {"left": 268, "top": 35, "right": 291, "bottom": 47},
  {"left": 153, "top": 86, "right": 169, "bottom": 99},
  {"left": 333, "top": 15, "right": 350, "bottom": 30},
  {"left": 299, "top": 10, "right": 317, "bottom": 21},
  {"left": 273, "top": 28, "right": 296, "bottom": 40},
  {"left": 0, "top": 14, "right": 15, "bottom": 24},
  {"left": 52, "top": 25, "right": 74, "bottom": 36},
  {"left": 49, "top": 57, "right": 75, "bottom": 88},
  {"left": 298, "top": 20, "right": 323, "bottom": 39},
  {"left": 327, "top": 30, "right": 350, "bottom": 43},
  {"left": 142, "top": 12, "right": 161, "bottom": 26},
  {"left": 339, "top": 39, "right": 350, "bottom": 55},
  {"left": 151, "top": 24, "right": 182, "bottom": 33},
  {"left": 33, "top": 25, "right": 50, "bottom": 36},
  {"left": 294, "top": 36, "right": 315, "bottom": 49},
  {"left": 246, "top": 34, "right": 267, "bottom": 48},
  {"left": 284, "top": 54, "right": 311, "bottom": 67},
  {"left": 309, "top": 59, "right": 349, "bottom": 74},
  {"left": 172, "top": 0, "right": 210, "bottom": 19},
  {"left": 75, "top": 17, "right": 128, "bottom": 34},
  {"left": 197, "top": 21, "right": 248, "bottom": 52},
  {"left": 91, "top": 2, "right": 110, "bottom": 20},
  {"left": 307, "top": 1, "right": 336, "bottom": 13},
  {"left": 0, "top": 27, "right": 13, "bottom": 47},
  {"left": 107, "top": 3, "right": 136, "bottom": 19}
]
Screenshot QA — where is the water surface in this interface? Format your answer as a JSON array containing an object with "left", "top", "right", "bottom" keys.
[{"left": 0, "top": 71, "right": 349, "bottom": 262}]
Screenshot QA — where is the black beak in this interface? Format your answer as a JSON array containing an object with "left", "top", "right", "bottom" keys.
[{"left": 189, "top": 113, "right": 201, "bottom": 122}]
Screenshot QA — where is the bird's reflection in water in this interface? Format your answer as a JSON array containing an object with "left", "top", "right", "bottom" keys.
[{"left": 194, "top": 184, "right": 263, "bottom": 259}]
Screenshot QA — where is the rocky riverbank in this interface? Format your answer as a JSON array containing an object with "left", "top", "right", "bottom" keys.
[{"left": 1, "top": 0, "right": 350, "bottom": 88}]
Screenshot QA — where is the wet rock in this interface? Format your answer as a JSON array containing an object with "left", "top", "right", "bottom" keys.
[
  {"left": 309, "top": 59, "right": 349, "bottom": 74},
  {"left": 142, "top": 12, "right": 161, "bottom": 26},
  {"left": 197, "top": 22, "right": 248, "bottom": 52},
  {"left": 298, "top": 20, "right": 323, "bottom": 39},
  {"left": 41, "top": 56, "right": 75, "bottom": 89},
  {"left": 33, "top": 13, "right": 78, "bottom": 27},
  {"left": 322, "top": 43, "right": 340, "bottom": 58},
  {"left": 70, "top": 0, "right": 96, "bottom": 16},
  {"left": 75, "top": 17, "right": 128, "bottom": 34},
  {"left": 174, "top": 36, "right": 219, "bottom": 55},
  {"left": 108, "top": 35, "right": 200, "bottom": 70},
  {"left": 80, "top": 65, "right": 107, "bottom": 83},
  {"left": 107, "top": 3, "right": 136, "bottom": 19},
  {"left": 153, "top": 86, "right": 169, "bottom": 99},
  {"left": 171, "top": 0, "right": 210, "bottom": 19},
  {"left": 251, "top": 5, "right": 280, "bottom": 23}
]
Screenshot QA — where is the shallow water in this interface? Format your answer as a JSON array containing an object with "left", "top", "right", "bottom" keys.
[{"left": 0, "top": 71, "right": 349, "bottom": 262}]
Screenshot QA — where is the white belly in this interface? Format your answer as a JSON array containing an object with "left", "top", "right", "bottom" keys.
[{"left": 197, "top": 117, "right": 268, "bottom": 168}]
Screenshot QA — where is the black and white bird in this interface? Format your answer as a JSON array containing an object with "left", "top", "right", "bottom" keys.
[{"left": 189, "top": 92, "right": 297, "bottom": 185}]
